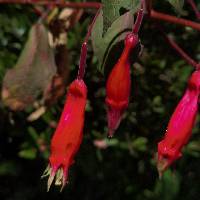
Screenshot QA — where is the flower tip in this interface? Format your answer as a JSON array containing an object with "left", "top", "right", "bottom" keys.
[
  {"left": 156, "top": 157, "right": 168, "bottom": 178},
  {"left": 47, "top": 170, "right": 56, "bottom": 192},
  {"left": 108, "top": 129, "right": 114, "bottom": 138},
  {"left": 41, "top": 164, "right": 51, "bottom": 179},
  {"left": 60, "top": 179, "right": 68, "bottom": 193},
  {"left": 55, "top": 168, "right": 68, "bottom": 192},
  {"left": 158, "top": 169, "right": 163, "bottom": 180},
  {"left": 42, "top": 164, "right": 69, "bottom": 192},
  {"left": 107, "top": 108, "right": 122, "bottom": 137}
]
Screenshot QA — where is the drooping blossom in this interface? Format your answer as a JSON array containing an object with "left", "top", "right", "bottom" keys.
[
  {"left": 42, "top": 79, "right": 87, "bottom": 191},
  {"left": 105, "top": 33, "right": 139, "bottom": 137},
  {"left": 157, "top": 70, "right": 200, "bottom": 177}
]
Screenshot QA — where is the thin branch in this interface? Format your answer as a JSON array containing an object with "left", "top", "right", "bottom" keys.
[
  {"left": 158, "top": 25, "right": 200, "bottom": 69},
  {"left": 32, "top": 6, "right": 43, "bottom": 16},
  {"left": 132, "top": 0, "right": 145, "bottom": 34},
  {"left": 37, "top": 0, "right": 61, "bottom": 23},
  {"left": 84, "top": 7, "right": 100, "bottom": 43},
  {"left": 0, "top": 0, "right": 101, "bottom": 9},
  {"left": 151, "top": 10, "right": 200, "bottom": 31},
  {"left": 1, "top": 0, "right": 200, "bottom": 32},
  {"left": 77, "top": 42, "right": 87, "bottom": 80},
  {"left": 77, "top": 7, "right": 101, "bottom": 79},
  {"left": 143, "top": 0, "right": 152, "bottom": 16},
  {"left": 187, "top": 0, "right": 200, "bottom": 20}
]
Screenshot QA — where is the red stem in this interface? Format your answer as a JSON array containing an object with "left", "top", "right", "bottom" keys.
[
  {"left": 144, "top": 0, "right": 152, "bottom": 16},
  {"left": 32, "top": 6, "right": 43, "bottom": 16},
  {"left": 77, "top": 8, "right": 101, "bottom": 79},
  {"left": 77, "top": 42, "right": 87, "bottom": 79},
  {"left": 132, "top": 0, "right": 145, "bottom": 34},
  {"left": 151, "top": 10, "right": 200, "bottom": 31},
  {"left": 84, "top": 7, "right": 100, "bottom": 44},
  {"left": 0, "top": 0, "right": 101, "bottom": 9},
  {"left": 1, "top": 0, "right": 200, "bottom": 70},
  {"left": 1, "top": 1, "right": 200, "bottom": 32},
  {"left": 187, "top": 0, "right": 200, "bottom": 20},
  {"left": 158, "top": 26, "right": 200, "bottom": 69}
]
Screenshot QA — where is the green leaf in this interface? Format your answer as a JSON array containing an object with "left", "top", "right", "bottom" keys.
[
  {"left": 102, "top": 0, "right": 140, "bottom": 34},
  {"left": 91, "top": 9, "right": 137, "bottom": 73},
  {"left": 18, "top": 148, "right": 37, "bottom": 160},
  {"left": 154, "top": 170, "right": 180, "bottom": 200},
  {"left": 105, "top": 138, "right": 119, "bottom": 146},
  {"left": 167, "top": 0, "right": 187, "bottom": 16},
  {"left": 184, "top": 141, "right": 200, "bottom": 157},
  {"left": 132, "top": 137, "right": 148, "bottom": 151},
  {"left": 2, "top": 23, "right": 57, "bottom": 110}
]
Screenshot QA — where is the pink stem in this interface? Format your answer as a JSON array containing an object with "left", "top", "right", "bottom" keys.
[
  {"left": 158, "top": 25, "right": 200, "bottom": 69},
  {"left": 77, "top": 7, "right": 101, "bottom": 79},
  {"left": 144, "top": 0, "right": 152, "bottom": 16},
  {"left": 0, "top": 0, "right": 101, "bottom": 9},
  {"left": 1, "top": 1, "right": 200, "bottom": 31},
  {"left": 77, "top": 42, "right": 87, "bottom": 80},
  {"left": 151, "top": 9, "right": 200, "bottom": 31},
  {"left": 187, "top": 0, "right": 200, "bottom": 20},
  {"left": 132, "top": 0, "right": 145, "bottom": 34}
]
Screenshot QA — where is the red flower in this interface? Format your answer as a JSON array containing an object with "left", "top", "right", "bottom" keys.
[
  {"left": 157, "top": 70, "right": 200, "bottom": 177},
  {"left": 42, "top": 79, "right": 87, "bottom": 191},
  {"left": 105, "top": 33, "right": 139, "bottom": 137}
]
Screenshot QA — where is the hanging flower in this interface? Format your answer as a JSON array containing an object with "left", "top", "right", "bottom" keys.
[
  {"left": 157, "top": 70, "right": 200, "bottom": 177},
  {"left": 42, "top": 79, "right": 87, "bottom": 191},
  {"left": 105, "top": 33, "right": 139, "bottom": 137}
]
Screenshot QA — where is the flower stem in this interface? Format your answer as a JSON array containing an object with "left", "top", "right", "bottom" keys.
[
  {"left": 151, "top": 9, "right": 200, "bottom": 31},
  {"left": 77, "top": 7, "right": 101, "bottom": 79},
  {"left": 1, "top": 1, "right": 200, "bottom": 31},
  {"left": 77, "top": 42, "right": 87, "bottom": 80},
  {"left": 0, "top": 0, "right": 101, "bottom": 9},
  {"left": 187, "top": 0, "right": 200, "bottom": 20},
  {"left": 143, "top": 0, "right": 152, "bottom": 16},
  {"left": 132, "top": 0, "right": 145, "bottom": 34},
  {"left": 158, "top": 25, "right": 200, "bottom": 69}
]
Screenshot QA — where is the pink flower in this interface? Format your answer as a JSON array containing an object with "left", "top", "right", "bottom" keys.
[
  {"left": 42, "top": 79, "right": 87, "bottom": 191},
  {"left": 105, "top": 33, "right": 139, "bottom": 137},
  {"left": 157, "top": 70, "right": 200, "bottom": 177}
]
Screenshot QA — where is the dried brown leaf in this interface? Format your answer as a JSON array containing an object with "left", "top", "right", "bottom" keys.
[{"left": 2, "top": 23, "right": 57, "bottom": 111}]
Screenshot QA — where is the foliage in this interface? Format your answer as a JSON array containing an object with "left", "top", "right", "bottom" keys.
[
  {"left": 102, "top": 0, "right": 140, "bottom": 34},
  {"left": 91, "top": 10, "right": 135, "bottom": 72},
  {"left": 0, "top": 1, "right": 200, "bottom": 200},
  {"left": 167, "top": 0, "right": 187, "bottom": 15},
  {"left": 2, "top": 23, "right": 56, "bottom": 110}
]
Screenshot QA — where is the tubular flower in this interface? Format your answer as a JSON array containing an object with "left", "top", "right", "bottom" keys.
[
  {"left": 42, "top": 79, "right": 87, "bottom": 191},
  {"left": 105, "top": 33, "right": 139, "bottom": 137},
  {"left": 157, "top": 70, "right": 200, "bottom": 177}
]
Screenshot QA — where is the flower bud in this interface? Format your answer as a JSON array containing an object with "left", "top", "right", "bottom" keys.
[
  {"left": 157, "top": 70, "right": 200, "bottom": 177},
  {"left": 42, "top": 79, "right": 87, "bottom": 191},
  {"left": 106, "top": 33, "right": 139, "bottom": 137}
]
